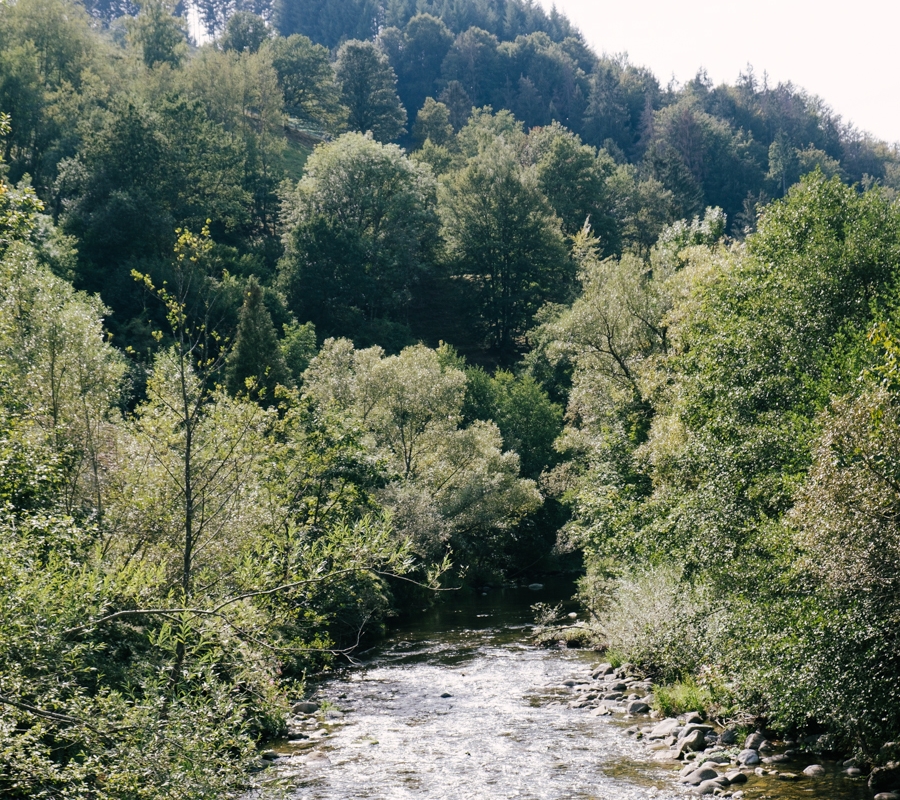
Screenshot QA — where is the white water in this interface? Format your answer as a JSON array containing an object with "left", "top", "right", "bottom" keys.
[{"left": 270, "top": 583, "right": 686, "bottom": 800}]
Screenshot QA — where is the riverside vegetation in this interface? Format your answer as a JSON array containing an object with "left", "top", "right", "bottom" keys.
[{"left": 3, "top": 0, "right": 900, "bottom": 795}]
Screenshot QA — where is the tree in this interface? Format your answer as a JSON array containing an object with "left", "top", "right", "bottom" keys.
[
  {"left": 381, "top": 14, "right": 453, "bottom": 118},
  {"left": 439, "top": 137, "right": 570, "bottom": 361},
  {"left": 334, "top": 39, "right": 406, "bottom": 142},
  {"left": 497, "top": 31, "right": 590, "bottom": 132},
  {"left": 645, "top": 97, "right": 764, "bottom": 224},
  {"left": 278, "top": 132, "right": 438, "bottom": 342},
  {"left": 0, "top": 243, "right": 126, "bottom": 516},
  {"left": 605, "top": 164, "right": 677, "bottom": 256},
  {"left": 302, "top": 339, "right": 541, "bottom": 568},
  {"left": 179, "top": 46, "right": 286, "bottom": 234},
  {"left": 220, "top": 11, "right": 270, "bottom": 53},
  {"left": 281, "top": 319, "right": 317, "bottom": 381},
  {"left": 126, "top": 0, "right": 187, "bottom": 68},
  {"left": 225, "top": 276, "right": 291, "bottom": 399},
  {"left": 462, "top": 365, "right": 563, "bottom": 480},
  {"left": 56, "top": 95, "right": 250, "bottom": 340},
  {"left": 413, "top": 97, "right": 453, "bottom": 147},
  {"left": 440, "top": 26, "right": 501, "bottom": 109},
  {"left": 128, "top": 228, "right": 259, "bottom": 599},
  {"left": 527, "top": 121, "right": 617, "bottom": 246},
  {"left": 265, "top": 33, "right": 345, "bottom": 130},
  {"left": 0, "top": 0, "right": 102, "bottom": 188},
  {"left": 273, "top": 0, "right": 379, "bottom": 48}
]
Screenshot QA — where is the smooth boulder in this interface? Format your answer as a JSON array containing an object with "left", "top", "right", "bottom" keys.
[
  {"left": 744, "top": 732, "right": 766, "bottom": 750},
  {"left": 679, "top": 729, "right": 707, "bottom": 753},
  {"left": 681, "top": 766, "right": 719, "bottom": 786},
  {"left": 648, "top": 719, "right": 680, "bottom": 739}
]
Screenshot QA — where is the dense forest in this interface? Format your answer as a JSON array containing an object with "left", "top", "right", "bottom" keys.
[{"left": 3, "top": 0, "right": 900, "bottom": 795}]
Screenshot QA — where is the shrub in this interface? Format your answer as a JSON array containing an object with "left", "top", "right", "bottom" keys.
[{"left": 578, "top": 563, "right": 721, "bottom": 683}]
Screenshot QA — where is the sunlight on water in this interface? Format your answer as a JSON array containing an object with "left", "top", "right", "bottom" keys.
[{"left": 252, "top": 579, "right": 871, "bottom": 800}]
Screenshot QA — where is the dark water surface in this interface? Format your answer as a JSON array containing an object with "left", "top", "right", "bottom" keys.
[{"left": 264, "top": 578, "right": 871, "bottom": 800}]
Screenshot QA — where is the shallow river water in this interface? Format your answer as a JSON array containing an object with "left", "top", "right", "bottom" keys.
[{"left": 265, "top": 579, "right": 871, "bottom": 800}]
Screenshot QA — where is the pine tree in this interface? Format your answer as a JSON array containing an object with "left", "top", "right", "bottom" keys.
[
  {"left": 225, "top": 277, "right": 291, "bottom": 400},
  {"left": 334, "top": 40, "right": 407, "bottom": 142}
]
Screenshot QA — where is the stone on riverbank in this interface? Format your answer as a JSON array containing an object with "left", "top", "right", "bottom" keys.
[
  {"left": 648, "top": 718, "right": 681, "bottom": 739},
  {"left": 678, "top": 729, "right": 707, "bottom": 753},
  {"left": 680, "top": 766, "right": 719, "bottom": 785},
  {"left": 744, "top": 731, "right": 766, "bottom": 750},
  {"left": 693, "top": 778, "right": 726, "bottom": 795},
  {"left": 803, "top": 764, "right": 826, "bottom": 776},
  {"left": 737, "top": 749, "right": 760, "bottom": 765}
]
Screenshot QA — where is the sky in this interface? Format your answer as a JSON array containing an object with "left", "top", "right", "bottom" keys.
[{"left": 537, "top": 0, "right": 900, "bottom": 145}]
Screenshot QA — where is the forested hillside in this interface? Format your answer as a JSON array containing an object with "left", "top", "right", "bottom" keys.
[{"left": 3, "top": 0, "right": 900, "bottom": 795}]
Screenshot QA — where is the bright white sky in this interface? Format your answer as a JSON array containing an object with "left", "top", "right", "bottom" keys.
[{"left": 539, "top": 0, "right": 900, "bottom": 145}]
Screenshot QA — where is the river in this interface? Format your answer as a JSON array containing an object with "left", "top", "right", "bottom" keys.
[{"left": 259, "top": 577, "right": 871, "bottom": 800}]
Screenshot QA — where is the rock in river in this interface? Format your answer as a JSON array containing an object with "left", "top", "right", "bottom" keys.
[
  {"left": 681, "top": 766, "right": 719, "bottom": 786},
  {"left": 744, "top": 731, "right": 766, "bottom": 750},
  {"left": 648, "top": 718, "right": 680, "bottom": 739},
  {"left": 871, "top": 763, "right": 900, "bottom": 794}
]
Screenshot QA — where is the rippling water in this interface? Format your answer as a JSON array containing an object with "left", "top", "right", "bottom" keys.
[
  {"left": 266, "top": 580, "right": 677, "bottom": 800},
  {"left": 259, "top": 579, "right": 871, "bottom": 800}
]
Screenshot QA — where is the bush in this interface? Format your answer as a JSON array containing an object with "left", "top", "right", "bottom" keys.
[
  {"left": 578, "top": 563, "right": 721, "bottom": 683},
  {"left": 652, "top": 677, "right": 715, "bottom": 718}
]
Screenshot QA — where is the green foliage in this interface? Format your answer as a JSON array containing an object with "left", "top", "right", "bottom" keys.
[
  {"left": 0, "top": 242, "right": 126, "bottom": 513},
  {"left": 281, "top": 319, "right": 317, "bottom": 381},
  {"left": 302, "top": 338, "right": 541, "bottom": 569},
  {"left": 278, "top": 131, "right": 438, "bottom": 341},
  {"left": 0, "top": 219, "right": 419, "bottom": 794},
  {"left": 7, "top": 0, "right": 900, "bottom": 779},
  {"left": 266, "top": 33, "right": 346, "bottom": 130},
  {"left": 334, "top": 40, "right": 407, "bottom": 142},
  {"left": 652, "top": 678, "right": 717, "bottom": 719},
  {"left": 439, "top": 135, "right": 571, "bottom": 361},
  {"left": 556, "top": 174, "right": 900, "bottom": 752},
  {"left": 220, "top": 11, "right": 270, "bottom": 54},
  {"left": 126, "top": 0, "right": 188, "bottom": 68},
  {"left": 382, "top": 14, "right": 454, "bottom": 118},
  {"left": 225, "top": 276, "right": 291, "bottom": 399},
  {"left": 527, "top": 121, "right": 617, "bottom": 245},
  {"left": 462, "top": 365, "right": 563, "bottom": 479},
  {"left": 579, "top": 564, "right": 719, "bottom": 684},
  {"left": 413, "top": 97, "right": 454, "bottom": 147}
]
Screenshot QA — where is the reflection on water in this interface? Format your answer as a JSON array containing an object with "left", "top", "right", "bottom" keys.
[{"left": 266, "top": 578, "right": 870, "bottom": 800}]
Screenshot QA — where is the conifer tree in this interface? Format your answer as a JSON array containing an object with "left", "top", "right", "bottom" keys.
[
  {"left": 225, "top": 277, "right": 290, "bottom": 399},
  {"left": 334, "top": 39, "right": 407, "bottom": 142}
]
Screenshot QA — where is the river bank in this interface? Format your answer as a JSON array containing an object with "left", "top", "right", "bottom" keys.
[
  {"left": 247, "top": 580, "right": 877, "bottom": 800},
  {"left": 558, "top": 660, "right": 878, "bottom": 799}
]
